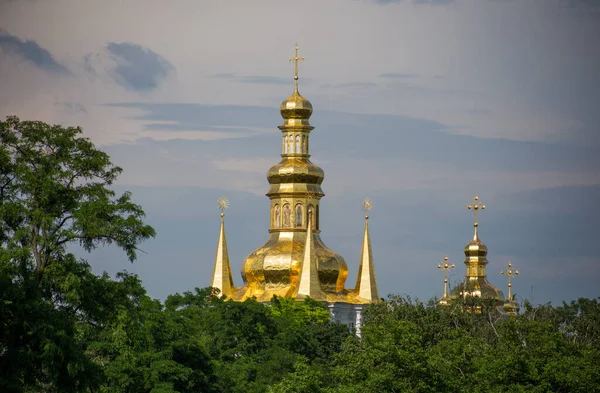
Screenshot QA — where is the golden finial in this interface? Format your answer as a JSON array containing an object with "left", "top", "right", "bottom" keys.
[
  {"left": 467, "top": 195, "right": 486, "bottom": 226},
  {"left": 288, "top": 43, "right": 305, "bottom": 91},
  {"left": 437, "top": 256, "right": 455, "bottom": 301},
  {"left": 217, "top": 196, "right": 229, "bottom": 217},
  {"left": 500, "top": 261, "right": 519, "bottom": 302},
  {"left": 362, "top": 198, "right": 372, "bottom": 219}
]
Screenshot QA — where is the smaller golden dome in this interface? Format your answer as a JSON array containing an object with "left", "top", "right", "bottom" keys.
[
  {"left": 464, "top": 223, "right": 488, "bottom": 255},
  {"left": 503, "top": 301, "right": 520, "bottom": 314},
  {"left": 280, "top": 89, "right": 313, "bottom": 121}
]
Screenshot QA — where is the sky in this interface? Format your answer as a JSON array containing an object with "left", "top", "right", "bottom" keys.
[{"left": 0, "top": 0, "right": 599, "bottom": 305}]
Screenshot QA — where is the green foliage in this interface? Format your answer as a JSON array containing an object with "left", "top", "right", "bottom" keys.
[{"left": 327, "top": 296, "right": 600, "bottom": 393}]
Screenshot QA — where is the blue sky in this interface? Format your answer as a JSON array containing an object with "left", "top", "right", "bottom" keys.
[{"left": 0, "top": 0, "right": 598, "bottom": 305}]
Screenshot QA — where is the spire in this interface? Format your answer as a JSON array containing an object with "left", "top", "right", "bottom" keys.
[
  {"left": 354, "top": 199, "right": 379, "bottom": 302},
  {"left": 210, "top": 197, "right": 234, "bottom": 298},
  {"left": 296, "top": 209, "right": 326, "bottom": 300}
]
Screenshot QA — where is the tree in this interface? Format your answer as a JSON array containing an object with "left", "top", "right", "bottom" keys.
[
  {"left": 0, "top": 116, "right": 155, "bottom": 392},
  {"left": 0, "top": 116, "right": 155, "bottom": 273}
]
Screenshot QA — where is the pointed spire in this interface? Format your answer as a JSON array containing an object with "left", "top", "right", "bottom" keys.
[
  {"left": 355, "top": 199, "right": 379, "bottom": 302},
  {"left": 210, "top": 198, "right": 234, "bottom": 298},
  {"left": 296, "top": 209, "right": 326, "bottom": 300}
]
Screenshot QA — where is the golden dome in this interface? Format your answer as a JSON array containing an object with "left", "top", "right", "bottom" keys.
[
  {"left": 267, "top": 157, "right": 324, "bottom": 191},
  {"left": 503, "top": 301, "right": 520, "bottom": 315},
  {"left": 280, "top": 89, "right": 313, "bottom": 123},
  {"left": 237, "top": 231, "right": 350, "bottom": 302},
  {"left": 464, "top": 222, "right": 488, "bottom": 255}
]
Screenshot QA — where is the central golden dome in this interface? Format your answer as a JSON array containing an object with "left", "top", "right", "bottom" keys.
[
  {"left": 209, "top": 44, "right": 378, "bottom": 306},
  {"left": 230, "top": 58, "right": 370, "bottom": 303}
]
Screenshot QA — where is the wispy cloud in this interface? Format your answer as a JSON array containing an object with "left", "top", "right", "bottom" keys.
[
  {"left": 368, "top": 0, "right": 455, "bottom": 4},
  {"left": 378, "top": 73, "right": 420, "bottom": 79},
  {"left": 561, "top": 0, "right": 600, "bottom": 12},
  {"left": 104, "top": 42, "right": 173, "bottom": 92},
  {"left": 211, "top": 73, "right": 292, "bottom": 85},
  {"left": 413, "top": 0, "right": 455, "bottom": 5},
  {"left": 0, "top": 30, "right": 70, "bottom": 75},
  {"left": 54, "top": 102, "right": 87, "bottom": 114},
  {"left": 320, "top": 82, "right": 377, "bottom": 89}
]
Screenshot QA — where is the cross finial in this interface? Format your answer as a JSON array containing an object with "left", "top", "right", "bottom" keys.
[
  {"left": 362, "top": 198, "right": 373, "bottom": 219},
  {"left": 288, "top": 43, "right": 305, "bottom": 92},
  {"left": 437, "top": 256, "right": 455, "bottom": 300},
  {"left": 217, "top": 196, "right": 229, "bottom": 218},
  {"left": 467, "top": 195, "right": 485, "bottom": 226},
  {"left": 501, "top": 261, "right": 519, "bottom": 302}
]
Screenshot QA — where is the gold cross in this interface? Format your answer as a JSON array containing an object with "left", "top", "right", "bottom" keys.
[
  {"left": 501, "top": 261, "right": 519, "bottom": 302},
  {"left": 467, "top": 195, "right": 485, "bottom": 225},
  {"left": 288, "top": 43, "right": 305, "bottom": 91},
  {"left": 437, "top": 256, "right": 455, "bottom": 299}
]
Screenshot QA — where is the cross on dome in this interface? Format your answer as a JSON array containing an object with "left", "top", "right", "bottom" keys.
[
  {"left": 467, "top": 195, "right": 486, "bottom": 226},
  {"left": 288, "top": 43, "right": 305, "bottom": 91}
]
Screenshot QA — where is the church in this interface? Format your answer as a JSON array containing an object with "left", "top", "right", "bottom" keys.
[{"left": 209, "top": 45, "right": 516, "bottom": 330}]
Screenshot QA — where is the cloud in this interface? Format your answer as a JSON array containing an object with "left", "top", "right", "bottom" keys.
[
  {"left": 413, "top": 0, "right": 455, "bottom": 4},
  {"left": 0, "top": 29, "right": 70, "bottom": 75},
  {"left": 368, "top": 0, "right": 455, "bottom": 4},
  {"left": 104, "top": 42, "right": 173, "bottom": 92},
  {"left": 561, "top": 0, "right": 600, "bottom": 12},
  {"left": 211, "top": 73, "right": 298, "bottom": 85},
  {"left": 54, "top": 102, "right": 87, "bottom": 114},
  {"left": 320, "top": 82, "right": 377, "bottom": 89},
  {"left": 378, "top": 73, "right": 420, "bottom": 79}
]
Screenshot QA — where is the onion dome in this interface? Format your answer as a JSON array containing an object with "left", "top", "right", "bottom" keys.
[
  {"left": 464, "top": 222, "right": 488, "bottom": 256},
  {"left": 503, "top": 301, "right": 520, "bottom": 315},
  {"left": 280, "top": 89, "right": 313, "bottom": 126},
  {"left": 267, "top": 158, "right": 324, "bottom": 188}
]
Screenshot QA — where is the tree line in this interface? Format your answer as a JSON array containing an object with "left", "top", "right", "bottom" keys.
[{"left": 1, "top": 117, "right": 599, "bottom": 392}]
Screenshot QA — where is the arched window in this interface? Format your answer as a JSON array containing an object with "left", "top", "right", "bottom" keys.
[
  {"left": 282, "top": 204, "right": 291, "bottom": 228},
  {"left": 284, "top": 136, "right": 288, "bottom": 154},
  {"left": 295, "top": 135, "right": 300, "bottom": 154},
  {"left": 316, "top": 205, "right": 320, "bottom": 229},
  {"left": 308, "top": 204, "right": 314, "bottom": 228},
  {"left": 302, "top": 135, "right": 307, "bottom": 154},
  {"left": 288, "top": 134, "right": 294, "bottom": 154},
  {"left": 273, "top": 204, "right": 280, "bottom": 228},
  {"left": 295, "top": 204, "right": 303, "bottom": 228}
]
